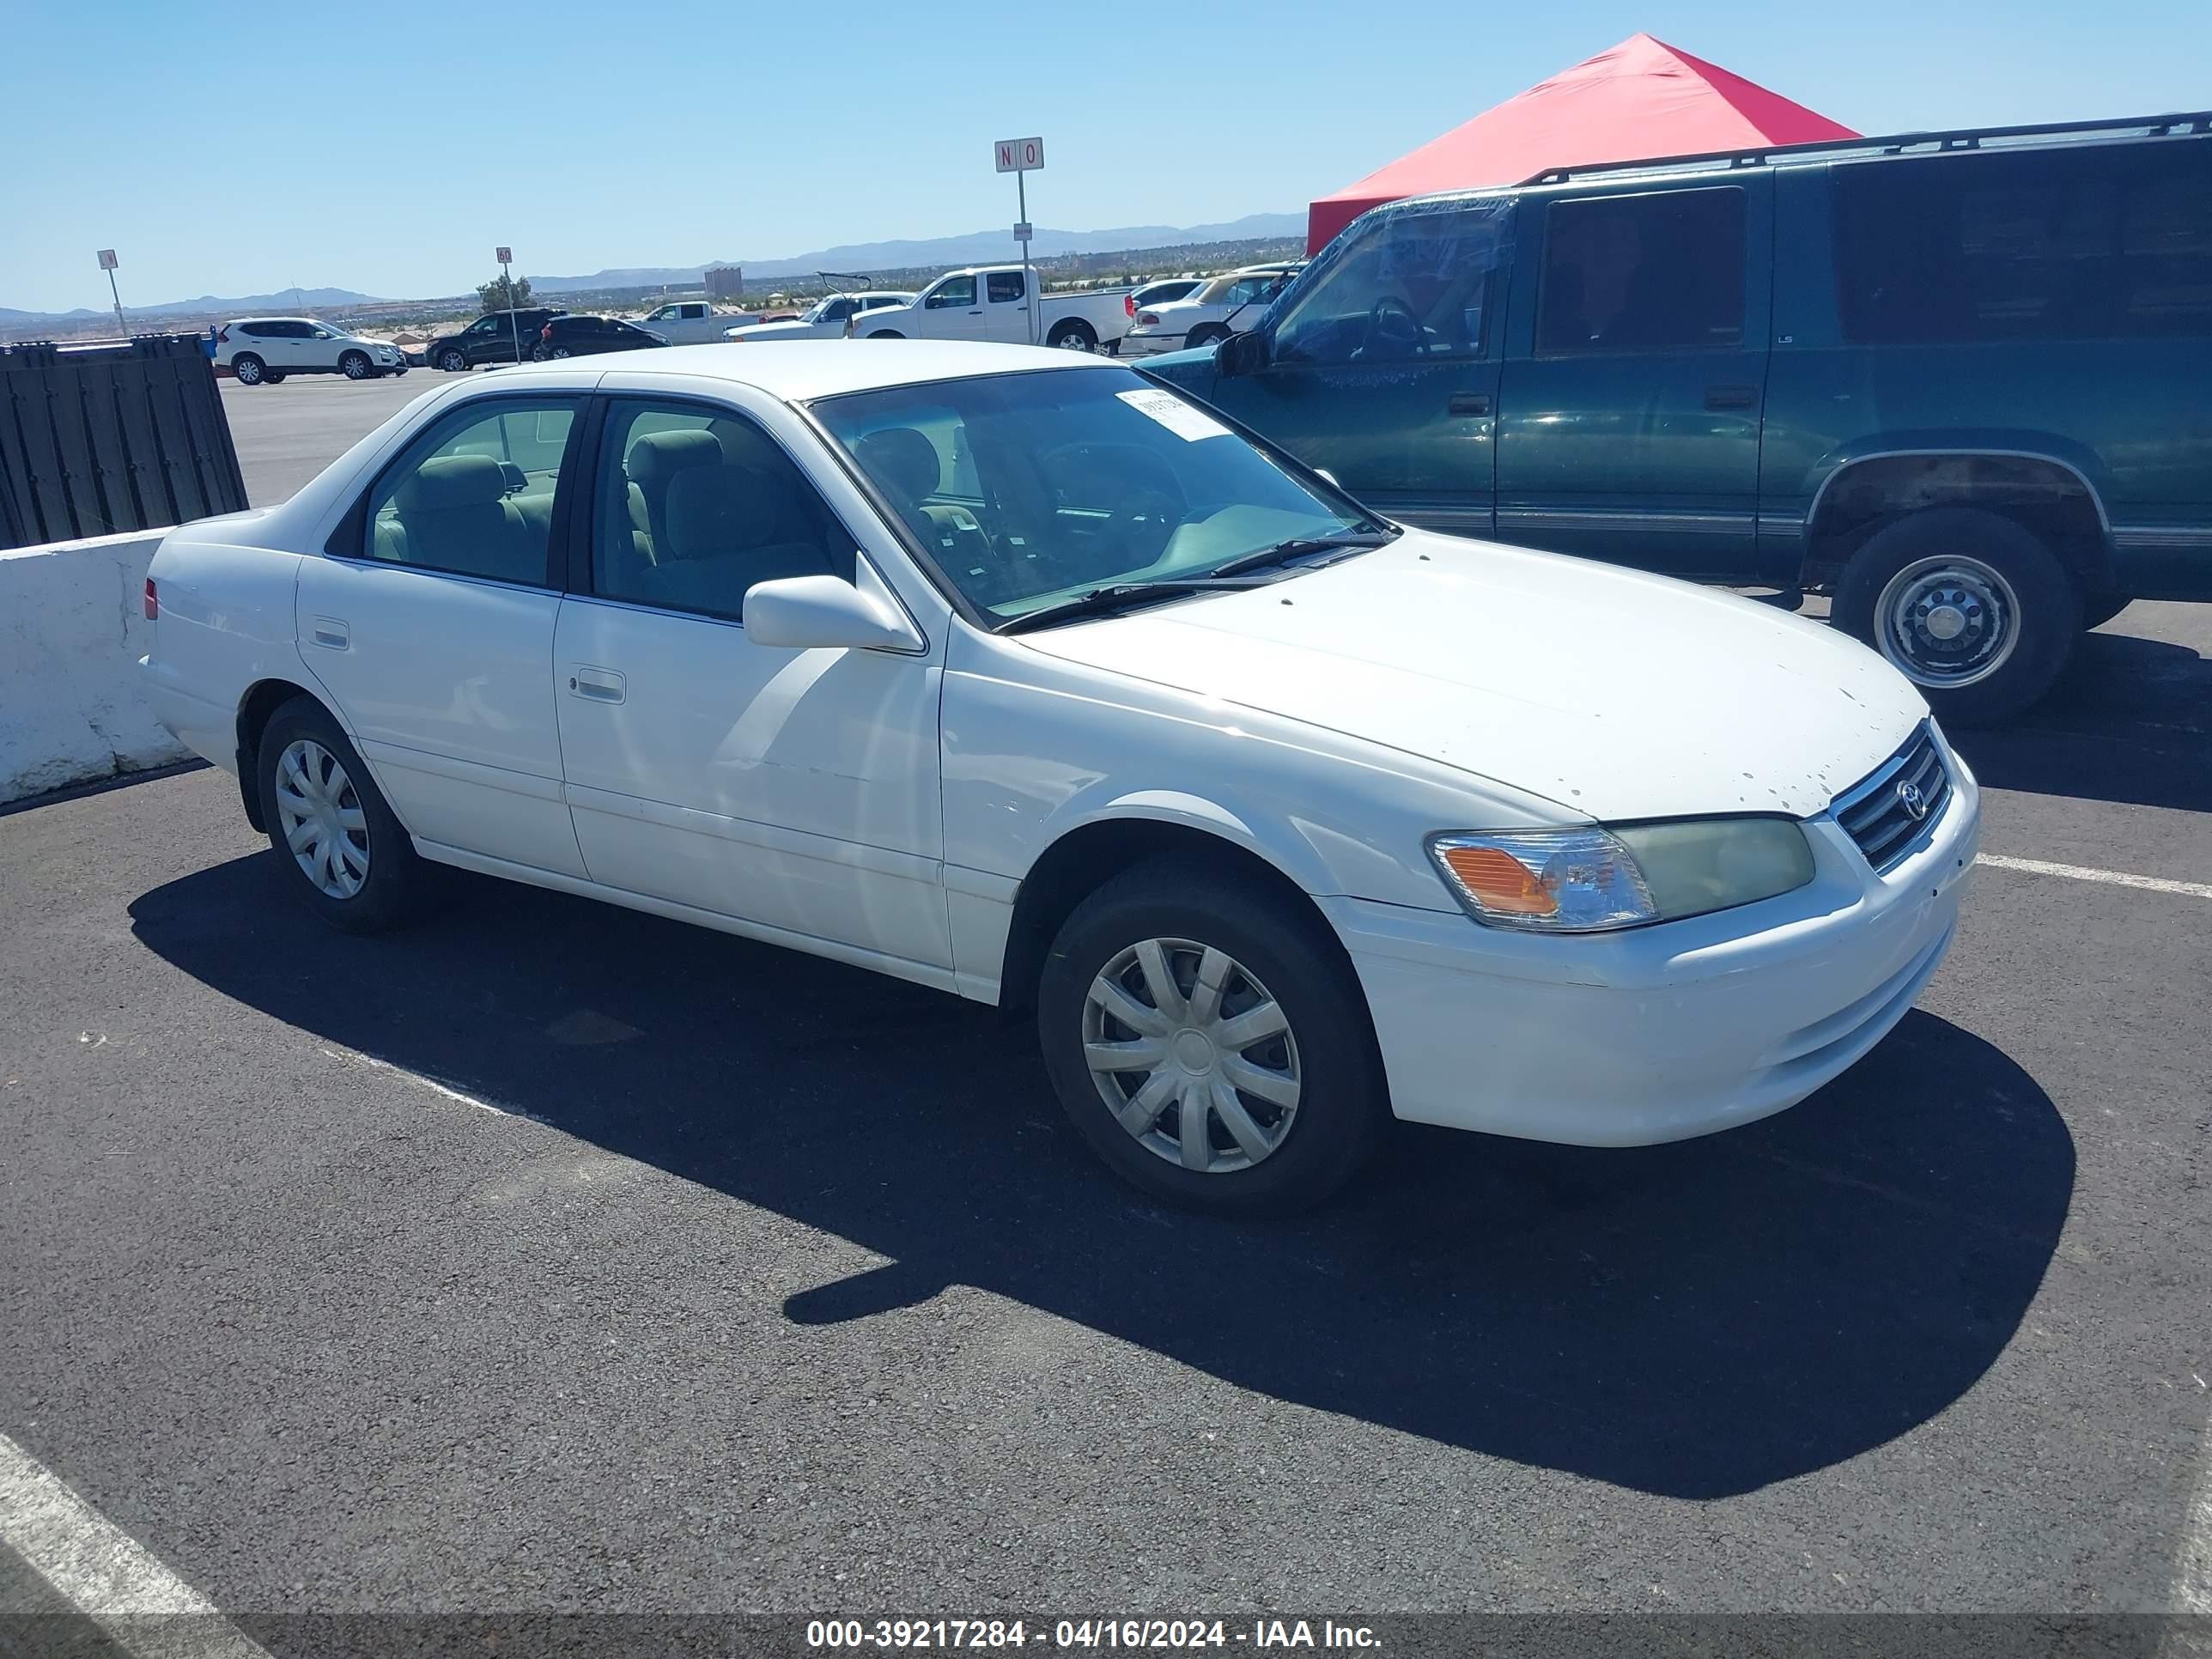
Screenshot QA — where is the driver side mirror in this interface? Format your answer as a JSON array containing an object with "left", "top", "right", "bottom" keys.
[
  {"left": 1217, "top": 329, "right": 1268, "bottom": 380},
  {"left": 744, "top": 574, "right": 924, "bottom": 653}
]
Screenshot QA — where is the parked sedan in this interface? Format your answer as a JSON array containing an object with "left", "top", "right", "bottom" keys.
[
  {"left": 533, "top": 314, "right": 667, "bottom": 359},
  {"left": 141, "top": 343, "right": 1978, "bottom": 1215},
  {"left": 726, "top": 292, "right": 919, "bottom": 342},
  {"left": 1118, "top": 264, "right": 1300, "bottom": 356}
]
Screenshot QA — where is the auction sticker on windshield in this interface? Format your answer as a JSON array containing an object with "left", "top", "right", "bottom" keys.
[{"left": 1116, "top": 388, "right": 1230, "bottom": 442}]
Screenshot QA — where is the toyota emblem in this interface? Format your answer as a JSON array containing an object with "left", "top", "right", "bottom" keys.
[{"left": 1895, "top": 779, "right": 1929, "bottom": 821}]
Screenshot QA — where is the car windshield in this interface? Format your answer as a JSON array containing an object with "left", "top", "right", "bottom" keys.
[
  {"left": 802, "top": 298, "right": 842, "bottom": 324},
  {"left": 812, "top": 366, "right": 1376, "bottom": 622}
]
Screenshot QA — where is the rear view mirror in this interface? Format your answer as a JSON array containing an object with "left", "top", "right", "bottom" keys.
[
  {"left": 1217, "top": 330, "right": 1268, "bottom": 379},
  {"left": 744, "top": 574, "right": 924, "bottom": 653}
]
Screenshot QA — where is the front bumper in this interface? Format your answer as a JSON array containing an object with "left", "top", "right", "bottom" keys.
[{"left": 1323, "top": 745, "right": 1982, "bottom": 1146}]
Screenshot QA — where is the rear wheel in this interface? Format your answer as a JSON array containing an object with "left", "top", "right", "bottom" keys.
[
  {"left": 261, "top": 370, "right": 286, "bottom": 383},
  {"left": 1834, "top": 507, "right": 2077, "bottom": 726},
  {"left": 1037, "top": 855, "right": 1385, "bottom": 1217},
  {"left": 255, "top": 697, "right": 428, "bottom": 934},
  {"left": 866, "top": 329, "right": 904, "bottom": 340},
  {"left": 1184, "top": 325, "right": 1227, "bottom": 350},
  {"left": 437, "top": 347, "right": 468, "bottom": 373},
  {"left": 231, "top": 353, "right": 265, "bottom": 386},
  {"left": 1047, "top": 319, "right": 1098, "bottom": 353},
  {"left": 338, "top": 349, "right": 372, "bottom": 380}
]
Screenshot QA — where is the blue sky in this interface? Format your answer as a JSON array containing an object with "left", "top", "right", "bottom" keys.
[{"left": 2, "top": 0, "right": 2204, "bottom": 312}]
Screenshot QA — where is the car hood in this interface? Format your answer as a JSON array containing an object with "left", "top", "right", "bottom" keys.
[{"left": 1012, "top": 532, "right": 1926, "bottom": 823}]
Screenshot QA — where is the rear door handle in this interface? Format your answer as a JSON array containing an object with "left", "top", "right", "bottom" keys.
[
  {"left": 1449, "top": 392, "right": 1492, "bottom": 416},
  {"left": 1705, "top": 384, "right": 1759, "bottom": 410},
  {"left": 568, "top": 665, "right": 626, "bottom": 704},
  {"left": 311, "top": 617, "right": 349, "bottom": 650}
]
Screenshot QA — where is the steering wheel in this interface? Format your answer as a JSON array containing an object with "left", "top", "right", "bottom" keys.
[{"left": 1359, "top": 294, "right": 1426, "bottom": 360}]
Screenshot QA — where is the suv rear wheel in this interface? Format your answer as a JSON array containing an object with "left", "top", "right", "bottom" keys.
[
  {"left": 232, "top": 353, "right": 265, "bottom": 386},
  {"left": 437, "top": 347, "right": 468, "bottom": 373},
  {"left": 1834, "top": 507, "right": 2078, "bottom": 726}
]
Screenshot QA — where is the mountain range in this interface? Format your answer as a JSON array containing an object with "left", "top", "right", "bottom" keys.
[{"left": 2, "top": 215, "right": 1304, "bottom": 324}]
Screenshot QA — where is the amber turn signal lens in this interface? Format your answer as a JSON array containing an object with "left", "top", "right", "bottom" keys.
[{"left": 1440, "top": 844, "right": 1557, "bottom": 916}]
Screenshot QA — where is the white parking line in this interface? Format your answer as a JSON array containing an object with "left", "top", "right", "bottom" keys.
[
  {"left": 319, "top": 1044, "right": 517, "bottom": 1117},
  {"left": 0, "top": 1429, "right": 273, "bottom": 1657},
  {"left": 1978, "top": 854, "right": 2212, "bottom": 901}
]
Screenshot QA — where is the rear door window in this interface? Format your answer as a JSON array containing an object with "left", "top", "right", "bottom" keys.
[
  {"left": 362, "top": 399, "right": 580, "bottom": 585},
  {"left": 988, "top": 270, "right": 1026, "bottom": 303},
  {"left": 1536, "top": 186, "right": 1747, "bottom": 354},
  {"left": 1833, "top": 142, "right": 2212, "bottom": 343}
]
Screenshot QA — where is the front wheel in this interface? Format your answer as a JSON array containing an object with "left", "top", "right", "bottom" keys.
[
  {"left": 338, "top": 349, "right": 372, "bottom": 380},
  {"left": 1833, "top": 507, "right": 2078, "bottom": 726},
  {"left": 1047, "top": 319, "right": 1097, "bottom": 353},
  {"left": 1037, "top": 855, "right": 1385, "bottom": 1217},
  {"left": 256, "top": 697, "right": 428, "bottom": 933}
]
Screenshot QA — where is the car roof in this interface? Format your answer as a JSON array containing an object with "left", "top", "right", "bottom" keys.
[{"left": 479, "top": 340, "right": 1123, "bottom": 402}]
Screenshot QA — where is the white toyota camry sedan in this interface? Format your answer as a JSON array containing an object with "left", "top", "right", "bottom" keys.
[{"left": 143, "top": 343, "right": 1979, "bottom": 1214}]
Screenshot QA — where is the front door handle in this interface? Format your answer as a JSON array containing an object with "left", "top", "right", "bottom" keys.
[
  {"left": 1449, "top": 392, "right": 1492, "bottom": 416},
  {"left": 1705, "top": 384, "right": 1759, "bottom": 410},
  {"left": 568, "top": 665, "right": 626, "bottom": 704}
]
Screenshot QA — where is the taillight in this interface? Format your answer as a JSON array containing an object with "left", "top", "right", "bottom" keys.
[
  {"left": 143, "top": 578, "right": 158, "bottom": 621},
  {"left": 1126, "top": 294, "right": 1137, "bottom": 317},
  {"left": 1137, "top": 312, "right": 1160, "bottom": 326}
]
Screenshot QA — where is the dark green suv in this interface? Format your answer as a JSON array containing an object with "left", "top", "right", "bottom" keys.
[{"left": 1142, "top": 112, "right": 2212, "bottom": 723}]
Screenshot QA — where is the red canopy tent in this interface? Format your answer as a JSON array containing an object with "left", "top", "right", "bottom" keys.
[{"left": 1306, "top": 33, "right": 1858, "bottom": 252}]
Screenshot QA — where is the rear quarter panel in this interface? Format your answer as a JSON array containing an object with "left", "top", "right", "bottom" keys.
[{"left": 145, "top": 527, "right": 307, "bottom": 768}]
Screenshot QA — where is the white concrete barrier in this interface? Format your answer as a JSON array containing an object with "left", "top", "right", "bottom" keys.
[{"left": 1, "top": 528, "right": 191, "bottom": 806}]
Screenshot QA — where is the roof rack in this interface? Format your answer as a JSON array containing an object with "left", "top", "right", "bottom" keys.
[{"left": 1519, "top": 109, "right": 2212, "bottom": 186}]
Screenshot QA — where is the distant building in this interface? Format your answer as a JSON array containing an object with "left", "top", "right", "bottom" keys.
[{"left": 705, "top": 266, "right": 744, "bottom": 302}]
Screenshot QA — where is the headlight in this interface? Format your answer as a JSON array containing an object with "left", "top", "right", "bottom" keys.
[{"left": 1429, "top": 819, "right": 1814, "bottom": 933}]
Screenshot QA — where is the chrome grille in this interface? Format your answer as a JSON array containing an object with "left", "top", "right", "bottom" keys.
[{"left": 1832, "top": 723, "right": 1951, "bottom": 872}]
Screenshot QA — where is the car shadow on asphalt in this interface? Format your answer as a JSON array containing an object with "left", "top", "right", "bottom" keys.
[
  {"left": 128, "top": 855, "right": 2074, "bottom": 1503},
  {"left": 1951, "top": 629, "right": 2211, "bottom": 813}
]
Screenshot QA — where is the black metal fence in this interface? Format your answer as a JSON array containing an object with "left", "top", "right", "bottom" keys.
[{"left": 0, "top": 335, "right": 247, "bottom": 550}]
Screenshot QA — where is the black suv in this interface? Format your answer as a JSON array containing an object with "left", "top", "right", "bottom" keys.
[
  {"left": 425, "top": 309, "right": 567, "bottom": 372},
  {"left": 532, "top": 315, "right": 668, "bottom": 360}
]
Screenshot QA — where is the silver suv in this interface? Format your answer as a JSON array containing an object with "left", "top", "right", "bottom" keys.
[{"left": 216, "top": 318, "right": 406, "bottom": 386}]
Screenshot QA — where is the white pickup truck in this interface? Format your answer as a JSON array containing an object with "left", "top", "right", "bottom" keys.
[
  {"left": 846, "top": 265, "right": 1130, "bottom": 352},
  {"left": 633, "top": 300, "right": 762, "bottom": 343}
]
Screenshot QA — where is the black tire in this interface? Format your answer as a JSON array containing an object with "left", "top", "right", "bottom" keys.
[
  {"left": 1183, "top": 325, "right": 1227, "bottom": 350},
  {"left": 262, "top": 370, "right": 286, "bottom": 384},
  {"left": 2079, "top": 592, "right": 2131, "bottom": 630},
  {"left": 255, "top": 696, "right": 428, "bottom": 934},
  {"left": 1833, "top": 507, "right": 2078, "bottom": 726},
  {"left": 437, "top": 347, "right": 468, "bottom": 373},
  {"left": 866, "top": 329, "right": 903, "bottom": 340},
  {"left": 232, "top": 353, "right": 265, "bottom": 386},
  {"left": 1047, "top": 319, "right": 1097, "bottom": 353},
  {"left": 338, "top": 349, "right": 372, "bottom": 380},
  {"left": 1037, "top": 854, "right": 1386, "bottom": 1217}
]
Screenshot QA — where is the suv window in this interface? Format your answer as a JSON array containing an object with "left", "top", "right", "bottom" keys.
[
  {"left": 823, "top": 298, "right": 855, "bottom": 322},
  {"left": 1538, "top": 186, "right": 1746, "bottom": 354},
  {"left": 1272, "top": 203, "right": 1507, "bottom": 365},
  {"left": 592, "top": 401, "right": 854, "bottom": 623},
  {"left": 988, "top": 270, "right": 1025, "bottom": 303},
  {"left": 1834, "top": 143, "right": 2212, "bottom": 343},
  {"left": 927, "top": 276, "right": 976, "bottom": 309},
  {"left": 362, "top": 398, "right": 580, "bottom": 584}
]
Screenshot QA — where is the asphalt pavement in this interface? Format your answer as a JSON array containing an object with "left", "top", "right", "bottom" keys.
[
  {"left": 2, "top": 585, "right": 2208, "bottom": 1637},
  {"left": 220, "top": 372, "right": 447, "bottom": 507}
]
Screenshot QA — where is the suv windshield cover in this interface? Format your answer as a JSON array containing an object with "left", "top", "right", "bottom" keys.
[{"left": 811, "top": 367, "right": 1379, "bottom": 622}]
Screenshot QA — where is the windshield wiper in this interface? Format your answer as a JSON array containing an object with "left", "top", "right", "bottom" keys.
[
  {"left": 1207, "top": 525, "right": 1401, "bottom": 580},
  {"left": 996, "top": 577, "right": 1273, "bottom": 636}
]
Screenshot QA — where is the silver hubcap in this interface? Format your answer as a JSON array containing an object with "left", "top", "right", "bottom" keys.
[
  {"left": 1055, "top": 333, "right": 1089, "bottom": 351},
  {"left": 237, "top": 360, "right": 260, "bottom": 383},
  {"left": 1083, "top": 938, "right": 1301, "bottom": 1175},
  {"left": 273, "top": 739, "right": 369, "bottom": 900},
  {"left": 344, "top": 356, "right": 367, "bottom": 378},
  {"left": 1875, "top": 555, "right": 2021, "bottom": 689}
]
